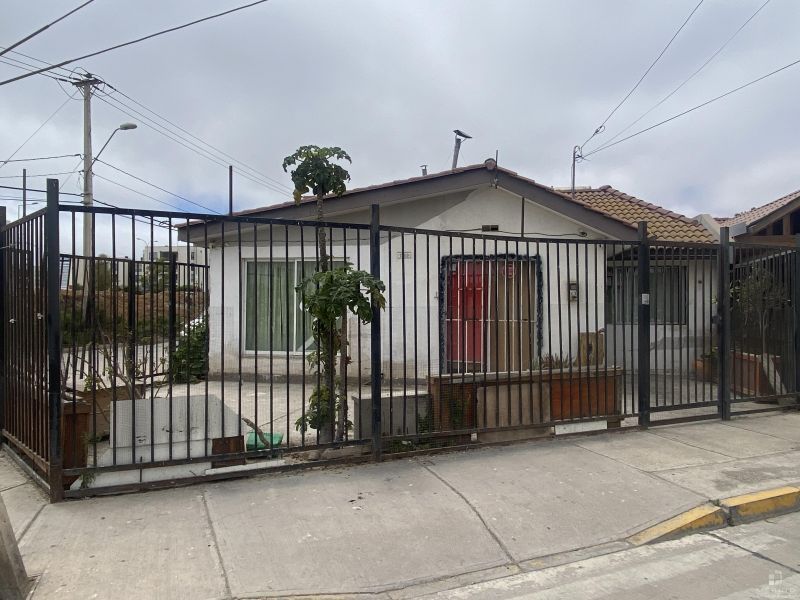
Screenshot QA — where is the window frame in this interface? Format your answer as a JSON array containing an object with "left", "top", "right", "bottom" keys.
[
  {"left": 606, "top": 263, "right": 689, "bottom": 326},
  {"left": 242, "top": 257, "right": 345, "bottom": 355}
]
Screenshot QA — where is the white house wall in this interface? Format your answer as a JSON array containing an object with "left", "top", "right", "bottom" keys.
[{"left": 205, "top": 185, "right": 614, "bottom": 382}]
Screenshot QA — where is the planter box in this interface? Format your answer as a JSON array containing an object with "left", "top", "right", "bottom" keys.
[
  {"left": 428, "top": 367, "right": 623, "bottom": 432},
  {"left": 548, "top": 368, "right": 621, "bottom": 421},
  {"left": 67, "top": 384, "right": 146, "bottom": 440},
  {"left": 352, "top": 392, "right": 431, "bottom": 438}
]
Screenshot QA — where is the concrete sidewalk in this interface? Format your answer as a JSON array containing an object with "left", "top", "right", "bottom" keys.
[{"left": 2, "top": 411, "right": 800, "bottom": 599}]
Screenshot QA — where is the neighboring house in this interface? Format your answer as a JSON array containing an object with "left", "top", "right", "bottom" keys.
[
  {"left": 180, "top": 160, "right": 716, "bottom": 380},
  {"left": 713, "top": 187, "right": 800, "bottom": 245},
  {"left": 141, "top": 243, "right": 207, "bottom": 289},
  {"left": 566, "top": 186, "right": 717, "bottom": 374}
]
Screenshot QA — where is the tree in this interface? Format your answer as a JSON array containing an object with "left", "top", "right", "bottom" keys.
[
  {"left": 295, "top": 266, "right": 385, "bottom": 443},
  {"left": 283, "top": 145, "right": 356, "bottom": 444},
  {"left": 731, "top": 265, "right": 789, "bottom": 358},
  {"left": 282, "top": 145, "right": 351, "bottom": 273}
]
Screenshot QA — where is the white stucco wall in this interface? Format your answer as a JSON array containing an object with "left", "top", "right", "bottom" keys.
[{"left": 202, "top": 185, "right": 716, "bottom": 384}]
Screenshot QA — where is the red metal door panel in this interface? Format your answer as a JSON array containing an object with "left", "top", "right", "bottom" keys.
[{"left": 446, "top": 261, "right": 486, "bottom": 371}]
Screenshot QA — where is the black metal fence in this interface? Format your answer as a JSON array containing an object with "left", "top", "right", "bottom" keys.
[{"left": 1, "top": 181, "right": 798, "bottom": 500}]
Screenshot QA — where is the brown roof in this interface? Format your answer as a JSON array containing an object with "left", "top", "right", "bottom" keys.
[
  {"left": 566, "top": 185, "right": 715, "bottom": 243},
  {"left": 717, "top": 188, "right": 800, "bottom": 228},
  {"left": 229, "top": 162, "right": 637, "bottom": 235}
]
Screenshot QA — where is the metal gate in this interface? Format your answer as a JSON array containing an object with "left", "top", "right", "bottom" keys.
[{"left": 1, "top": 182, "right": 798, "bottom": 501}]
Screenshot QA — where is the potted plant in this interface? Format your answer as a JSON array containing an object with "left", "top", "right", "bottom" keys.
[{"left": 693, "top": 347, "right": 718, "bottom": 382}]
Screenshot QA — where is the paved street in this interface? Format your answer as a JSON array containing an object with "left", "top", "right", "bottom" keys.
[
  {"left": 418, "top": 512, "right": 800, "bottom": 599},
  {"left": 2, "top": 410, "right": 800, "bottom": 599}
]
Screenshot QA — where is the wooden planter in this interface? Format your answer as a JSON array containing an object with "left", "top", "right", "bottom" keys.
[
  {"left": 428, "top": 367, "right": 623, "bottom": 433},
  {"left": 548, "top": 368, "right": 622, "bottom": 421},
  {"left": 693, "top": 357, "right": 718, "bottom": 382}
]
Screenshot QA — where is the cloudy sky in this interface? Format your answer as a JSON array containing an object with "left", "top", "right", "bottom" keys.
[{"left": 1, "top": 0, "right": 798, "bottom": 228}]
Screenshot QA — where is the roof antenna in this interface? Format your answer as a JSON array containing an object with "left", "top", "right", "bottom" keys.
[
  {"left": 420, "top": 164, "right": 428, "bottom": 176},
  {"left": 451, "top": 129, "right": 472, "bottom": 170}
]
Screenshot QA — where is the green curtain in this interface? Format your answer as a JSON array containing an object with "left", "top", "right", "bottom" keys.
[{"left": 245, "top": 262, "right": 292, "bottom": 351}]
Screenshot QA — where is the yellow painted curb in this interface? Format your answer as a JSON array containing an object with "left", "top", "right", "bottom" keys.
[
  {"left": 720, "top": 486, "right": 800, "bottom": 525},
  {"left": 628, "top": 503, "right": 727, "bottom": 545}
]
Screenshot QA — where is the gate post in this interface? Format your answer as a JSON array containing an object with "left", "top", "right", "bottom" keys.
[
  {"left": 717, "top": 227, "right": 732, "bottom": 420},
  {"left": 793, "top": 236, "right": 800, "bottom": 403},
  {"left": 369, "top": 205, "right": 382, "bottom": 460},
  {"left": 45, "top": 180, "right": 63, "bottom": 501},
  {"left": 637, "top": 222, "right": 651, "bottom": 428},
  {"left": 0, "top": 207, "right": 5, "bottom": 441}
]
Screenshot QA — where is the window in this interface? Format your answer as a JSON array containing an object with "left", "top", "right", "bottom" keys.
[
  {"left": 606, "top": 265, "right": 688, "bottom": 325},
  {"left": 244, "top": 260, "right": 342, "bottom": 352}
]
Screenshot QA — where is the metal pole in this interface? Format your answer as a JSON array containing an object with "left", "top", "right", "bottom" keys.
[
  {"left": 228, "top": 165, "right": 233, "bottom": 215},
  {"left": 794, "top": 235, "right": 800, "bottom": 403},
  {"left": 0, "top": 207, "right": 5, "bottom": 439},
  {"left": 571, "top": 146, "right": 579, "bottom": 200},
  {"left": 717, "top": 227, "right": 732, "bottom": 420},
  {"left": 637, "top": 221, "right": 650, "bottom": 427},
  {"left": 45, "top": 179, "right": 63, "bottom": 501},
  {"left": 21, "top": 169, "right": 26, "bottom": 217},
  {"left": 451, "top": 138, "right": 462, "bottom": 170},
  {"left": 369, "top": 204, "right": 382, "bottom": 460},
  {"left": 80, "top": 78, "right": 95, "bottom": 255}
]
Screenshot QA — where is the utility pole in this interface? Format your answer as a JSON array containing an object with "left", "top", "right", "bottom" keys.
[
  {"left": 73, "top": 74, "right": 101, "bottom": 255},
  {"left": 21, "top": 168, "right": 26, "bottom": 217},
  {"left": 571, "top": 145, "right": 581, "bottom": 200}
]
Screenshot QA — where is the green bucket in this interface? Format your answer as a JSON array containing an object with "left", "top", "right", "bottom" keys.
[{"left": 246, "top": 431, "right": 284, "bottom": 451}]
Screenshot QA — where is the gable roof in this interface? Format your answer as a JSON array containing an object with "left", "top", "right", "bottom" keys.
[
  {"left": 717, "top": 188, "right": 800, "bottom": 229},
  {"left": 563, "top": 185, "right": 715, "bottom": 243},
  {"left": 229, "top": 161, "right": 638, "bottom": 240}
]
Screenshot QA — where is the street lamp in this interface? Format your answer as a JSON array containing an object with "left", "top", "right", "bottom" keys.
[
  {"left": 83, "top": 122, "right": 137, "bottom": 255},
  {"left": 91, "top": 122, "right": 137, "bottom": 169}
]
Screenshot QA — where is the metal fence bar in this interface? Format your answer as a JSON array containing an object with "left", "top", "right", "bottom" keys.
[
  {"left": 370, "top": 205, "right": 382, "bottom": 460},
  {"left": 718, "top": 227, "right": 731, "bottom": 421},
  {"left": 637, "top": 222, "right": 650, "bottom": 428},
  {"left": 45, "top": 180, "right": 63, "bottom": 501}
]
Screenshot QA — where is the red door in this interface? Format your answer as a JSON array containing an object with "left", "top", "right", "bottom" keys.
[{"left": 446, "top": 261, "right": 486, "bottom": 372}]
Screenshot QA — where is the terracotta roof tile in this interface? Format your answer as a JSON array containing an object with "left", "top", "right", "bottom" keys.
[
  {"left": 717, "top": 188, "right": 800, "bottom": 228},
  {"left": 564, "top": 185, "right": 714, "bottom": 243}
]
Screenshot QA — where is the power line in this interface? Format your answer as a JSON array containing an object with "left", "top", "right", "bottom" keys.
[
  {"left": 106, "top": 84, "right": 293, "bottom": 193},
  {"left": 93, "top": 172, "right": 188, "bottom": 212},
  {"left": 0, "top": 91, "right": 78, "bottom": 170},
  {"left": 0, "top": 171, "right": 75, "bottom": 179},
  {"left": 584, "top": 55, "right": 800, "bottom": 157},
  {"left": 0, "top": 0, "right": 273, "bottom": 87},
  {"left": 599, "top": 0, "right": 771, "bottom": 151},
  {"left": 95, "top": 159, "right": 222, "bottom": 214},
  {"left": 96, "top": 93, "right": 291, "bottom": 196},
  {"left": 1, "top": 153, "right": 81, "bottom": 163},
  {"left": 99, "top": 92, "right": 290, "bottom": 194},
  {"left": 0, "top": 1, "right": 96, "bottom": 59},
  {"left": 581, "top": 0, "right": 705, "bottom": 148},
  {"left": 0, "top": 57, "right": 63, "bottom": 81},
  {"left": 0, "top": 183, "right": 82, "bottom": 197},
  {"left": 0, "top": 47, "right": 78, "bottom": 79}
]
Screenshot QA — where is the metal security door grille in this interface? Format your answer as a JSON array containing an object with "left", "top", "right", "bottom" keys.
[{"left": 445, "top": 260, "right": 487, "bottom": 373}]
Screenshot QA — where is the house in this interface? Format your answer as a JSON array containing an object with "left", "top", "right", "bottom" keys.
[
  {"left": 712, "top": 187, "right": 800, "bottom": 245},
  {"left": 140, "top": 242, "right": 207, "bottom": 289},
  {"left": 179, "top": 160, "right": 716, "bottom": 389}
]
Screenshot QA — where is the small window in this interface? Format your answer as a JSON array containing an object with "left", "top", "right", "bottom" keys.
[{"left": 244, "top": 259, "right": 345, "bottom": 352}]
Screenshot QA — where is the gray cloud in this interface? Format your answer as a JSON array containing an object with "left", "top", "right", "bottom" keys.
[{"left": 1, "top": 0, "right": 798, "bottom": 226}]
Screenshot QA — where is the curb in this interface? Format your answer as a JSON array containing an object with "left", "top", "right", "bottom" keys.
[
  {"left": 720, "top": 486, "right": 800, "bottom": 525},
  {"left": 628, "top": 486, "right": 800, "bottom": 546},
  {"left": 628, "top": 503, "right": 727, "bottom": 545}
]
